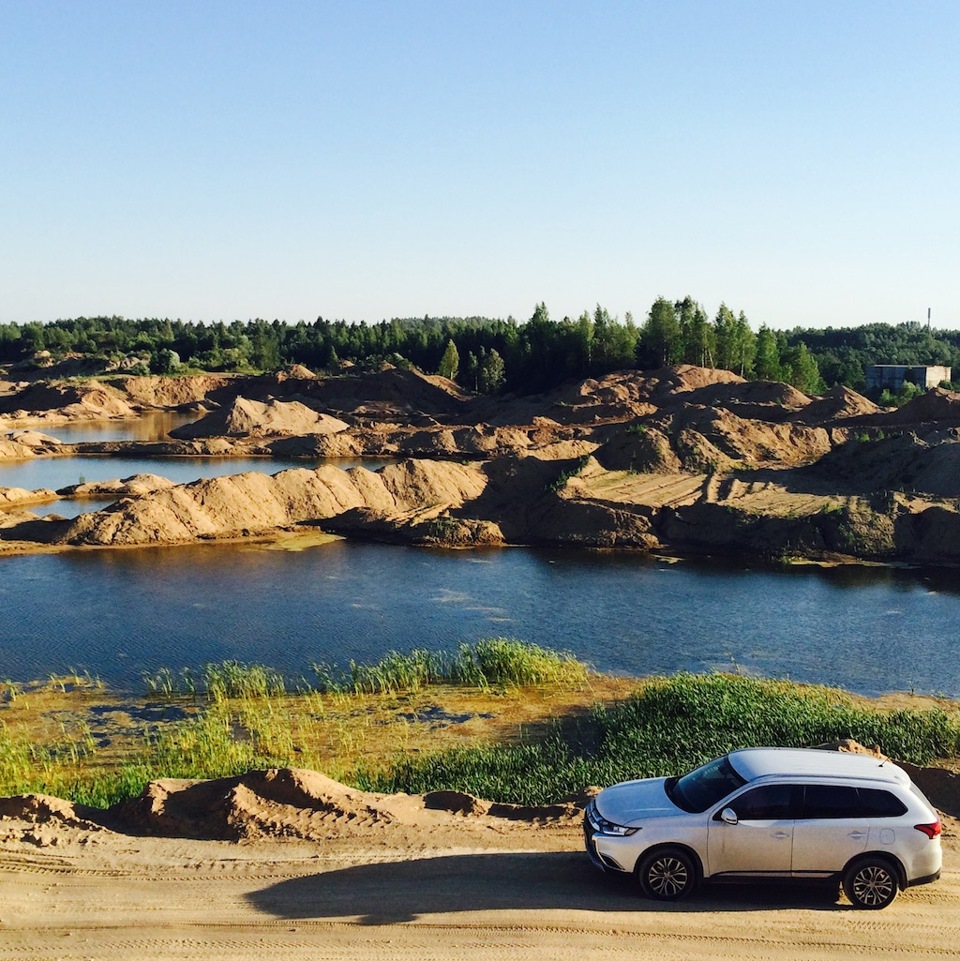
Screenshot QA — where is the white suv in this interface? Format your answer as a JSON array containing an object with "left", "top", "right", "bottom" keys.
[{"left": 584, "top": 747, "right": 942, "bottom": 909}]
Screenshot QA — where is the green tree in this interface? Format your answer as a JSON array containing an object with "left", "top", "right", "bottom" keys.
[
  {"left": 676, "top": 297, "right": 714, "bottom": 367},
  {"left": 149, "top": 348, "right": 180, "bottom": 375},
  {"left": 781, "top": 342, "right": 823, "bottom": 393},
  {"left": 575, "top": 310, "right": 594, "bottom": 371},
  {"left": 754, "top": 326, "right": 781, "bottom": 381},
  {"left": 641, "top": 297, "right": 681, "bottom": 367},
  {"left": 438, "top": 339, "right": 460, "bottom": 380},
  {"left": 713, "top": 304, "right": 739, "bottom": 371},
  {"left": 478, "top": 348, "right": 506, "bottom": 393},
  {"left": 250, "top": 320, "right": 281, "bottom": 370},
  {"left": 734, "top": 311, "right": 757, "bottom": 377},
  {"left": 464, "top": 351, "right": 480, "bottom": 390}
]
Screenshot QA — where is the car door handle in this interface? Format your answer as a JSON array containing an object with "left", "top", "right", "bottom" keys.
[
  {"left": 772, "top": 832, "right": 790, "bottom": 840},
  {"left": 848, "top": 831, "right": 866, "bottom": 840}
]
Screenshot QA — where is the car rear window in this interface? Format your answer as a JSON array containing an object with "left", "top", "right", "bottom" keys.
[
  {"left": 857, "top": 788, "right": 908, "bottom": 818},
  {"left": 800, "top": 784, "right": 907, "bottom": 819}
]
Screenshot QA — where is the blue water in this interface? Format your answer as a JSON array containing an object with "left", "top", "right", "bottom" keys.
[
  {"left": 3, "top": 421, "right": 958, "bottom": 697},
  {"left": 0, "top": 542, "right": 954, "bottom": 696}
]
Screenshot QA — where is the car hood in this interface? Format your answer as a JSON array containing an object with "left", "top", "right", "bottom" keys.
[{"left": 595, "top": 777, "right": 681, "bottom": 826}]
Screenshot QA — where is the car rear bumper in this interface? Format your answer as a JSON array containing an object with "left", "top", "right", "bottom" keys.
[{"left": 906, "top": 868, "right": 941, "bottom": 888}]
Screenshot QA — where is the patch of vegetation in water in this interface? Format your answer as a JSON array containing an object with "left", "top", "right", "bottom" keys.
[{"left": 0, "top": 642, "right": 598, "bottom": 807}]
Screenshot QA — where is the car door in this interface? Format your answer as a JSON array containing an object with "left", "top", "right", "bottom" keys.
[
  {"left": 791, "top": 784, "right": 870, "bottom": 876},
  {"left": 707, "top": 783, "right": 798, "bottom": 877}
]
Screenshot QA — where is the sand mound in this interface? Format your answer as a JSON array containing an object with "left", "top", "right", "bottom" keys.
[
  {"left": 688, "top": 409, "right": 831, "bottom": 466},
  {"left": 56, "top": 474, "right": 175, "bottom": 497},
  {"left": 811, "top": 429, "right": 960, "bottom": 497},
  {"left": 683, "top": 378, "right": 811, "bottom": 415},
  {"left": 666, "top": 364, "right": 748, "bottom": 392},
  {"left": 0, "top": 793, "right": 108, "bottom": 842},
  {"left": 0, "top": 749, "right": 954, "bottom": 846},
  {"left": 594, "top": 427, "right": 682, "bottom": 473},
  {"left": 621, "top": 408, "right": 833, "bottom": 471},
  {"left": 119, "top": 375, "right": 233, "bottom": 409},
  {"left": 0, "top": 380, "right": 138, "bottom": 421},
  {"left": 306, "top": 368, "right": 471, "bottom": 420},
  {"left": 540, "top": 368, "right": 811, "bottom": 428},
  {"left": 11, "top": 769, "right": 581, "bottom": 841},
  {"left": 276, "top": 363, "right": 316, "bottom": 380},
  {"left": 888, "top": 388, "right": 960, "bottom": 426},
  {"left": 170, "top": 397, "right": 349, "bottom": 439},
  {"left": 0, "top": 486, "right": 57, "bottom": 507},
  {"left": 0, "top": 439, "right": 38, "bottom": 459},
  {"left": 0, "top": 382, "right": 79, "bottom": 415},
  {"left": 69, "top": 384, "right": 139, "bottom": 418},
  {"left": 5, "top": 429, "right": 63, "bottom": 447},
  {"left": 377, "top": 458, "right": 486, "bottom": 509},
  {"left": 544, "top": 367, "right": 744, "bottom": 425},
  {"left": 58, "top": 459, "right": 487, "bottom": 546},
  {"left": 793, "top": 385, "right": 879, "bottom": 424}
]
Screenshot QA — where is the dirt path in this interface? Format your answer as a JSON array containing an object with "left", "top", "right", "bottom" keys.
[{"left": 1, "top": 826, "right": 956, "bottom": 961}]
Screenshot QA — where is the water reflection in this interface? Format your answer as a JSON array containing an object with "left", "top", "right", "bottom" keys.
[
  {"left": 24, "top": 411, "right": 198, "bottom": 443},
  {"left": 0, "top": 542, "right": 957, "bottom": 697}
]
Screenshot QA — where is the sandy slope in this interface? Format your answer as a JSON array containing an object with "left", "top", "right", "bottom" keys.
[{"left": 0, "top": 769, "right": 956, "bottom": 961}]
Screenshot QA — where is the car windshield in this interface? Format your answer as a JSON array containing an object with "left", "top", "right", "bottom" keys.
[{"left": 667, "top": 754, "right": 747, "bottom": 813}]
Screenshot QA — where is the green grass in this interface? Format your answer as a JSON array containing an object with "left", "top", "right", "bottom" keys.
[
  {"left": 360, "top": 673, "right": 960, "bottom": 805},
  {"left": 545, "top": 455, "right": 592, "bottom": 494},
  {"left": 143, "top": 661, "right": 286, "bottom": 701},
  {"left": 3, "top": 662, "right": 959, "bottom": 810},
  {"left": 326, "top": 638, "right": 590, "bottom": 694},
  {"left": 143, "top": 641, "right": 588, "bottom": 699}
]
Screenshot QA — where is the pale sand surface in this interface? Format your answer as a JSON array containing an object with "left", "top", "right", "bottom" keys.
[{"left": 1, "top": 804, "right": 956, "bottom": 961}]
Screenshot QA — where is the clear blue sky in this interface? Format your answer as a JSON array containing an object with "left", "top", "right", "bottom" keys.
[{"left": 3, "top": 1, "right": 957, "bottom": 329}]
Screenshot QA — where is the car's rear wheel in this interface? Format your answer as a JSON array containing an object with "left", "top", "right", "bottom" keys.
[
  {"left": 637, "top": 847, "right": 698, "bottom": 901},
  {"left": 843, "top": 857, "right": 899, "bottom": 909}
]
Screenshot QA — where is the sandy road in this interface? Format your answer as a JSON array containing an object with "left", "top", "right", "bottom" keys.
[{"left": 1, "top": 830, "right": 957, "bottom": 961}]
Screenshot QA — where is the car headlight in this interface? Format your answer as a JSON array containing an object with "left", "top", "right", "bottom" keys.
[
  {"left": 597, "top": 819, "right": 638, "bottom": 837},
  {"left": 588, "top": 803, "right": 639, "bottom": 837}
]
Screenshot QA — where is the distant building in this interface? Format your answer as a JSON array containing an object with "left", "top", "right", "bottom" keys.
[{"left": 864, "top": 365, "right": 951, "bottom": 392}]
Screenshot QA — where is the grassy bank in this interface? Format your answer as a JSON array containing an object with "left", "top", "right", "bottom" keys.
[
  {"left": 364, "top": 673, "right": 960, "bottom": 804},
  {"left": 2, "top": 642, "right": 959, "bottom": 808}
]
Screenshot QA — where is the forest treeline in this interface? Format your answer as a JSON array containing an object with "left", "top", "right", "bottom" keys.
[{"left": 1, "top": 299, "right": 957, "bottom": 397}]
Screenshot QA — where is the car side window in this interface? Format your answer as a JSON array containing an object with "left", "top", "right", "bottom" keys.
[
  {"left": 729, "top": 784, "right": 799, "bottom": 820},
  {"left": 800, "top": 784, "right": 862, "bottom": 819},
  {"left": 857, "top": 788, "right": 908, "bottom": 818}
]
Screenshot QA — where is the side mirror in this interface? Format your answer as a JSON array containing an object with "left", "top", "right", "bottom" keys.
[{"left": 720, "top": 807, "right": 738, "bottom": 825}]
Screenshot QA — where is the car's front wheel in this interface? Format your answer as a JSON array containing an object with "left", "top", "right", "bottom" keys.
[
  {"left": 842, "top": 857, "right": 899, "bottom": 909},
  {"left": 637, "top": 847, "right": 699, "bottom": 901}
]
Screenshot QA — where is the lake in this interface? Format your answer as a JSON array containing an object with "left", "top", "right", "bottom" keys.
[
  {"left": 0, "top": 540, "right": 954, "bottom": 697},
  {"left": 2, "top": 419, "right": 958, "bottom": 698}
]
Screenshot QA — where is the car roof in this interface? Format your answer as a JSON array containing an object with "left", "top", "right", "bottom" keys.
[{"left": 728, "top": 748, "right": 909, "bottom": 786}]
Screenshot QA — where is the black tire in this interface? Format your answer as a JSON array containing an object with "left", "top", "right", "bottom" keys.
[
  {"left": 637, "top": 847, "right": 699, "bottom": 901},
  {"left": 842, "top": 857, "right": 899, "bottom": 910}
]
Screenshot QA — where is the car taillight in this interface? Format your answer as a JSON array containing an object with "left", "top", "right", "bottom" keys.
[{"left": 914, "top": 821, "right": 942, "bottom": 839}]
